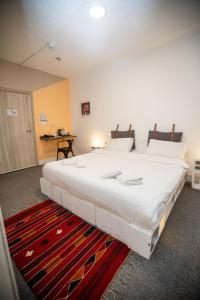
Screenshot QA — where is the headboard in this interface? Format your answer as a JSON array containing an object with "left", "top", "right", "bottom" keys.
[
  {"left": 148, "top": 123, "right": 183, "bottom": 144},
  {"left": 111, "top": 124, "right": 135, "bottom": 150}
]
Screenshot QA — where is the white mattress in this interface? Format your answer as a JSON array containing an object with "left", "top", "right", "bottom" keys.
[{"left": 42, "top": 150, "right": 188, "bottom": 231}]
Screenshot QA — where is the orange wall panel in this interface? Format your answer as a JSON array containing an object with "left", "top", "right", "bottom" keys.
[{"left": 33, "top": 79, "right": 71, "bottom": 162}]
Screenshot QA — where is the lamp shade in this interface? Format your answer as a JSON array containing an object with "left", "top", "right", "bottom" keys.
[
  {"left": 91, "top": 136, "right": 104, "bottom": 148},
  {"left": 40, "top": 112, "right": 48, "bottom": 122}
]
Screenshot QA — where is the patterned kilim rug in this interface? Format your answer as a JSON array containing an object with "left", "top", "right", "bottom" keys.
[{"left": 5, "top": 199, "right": 130, "bottom": 300}]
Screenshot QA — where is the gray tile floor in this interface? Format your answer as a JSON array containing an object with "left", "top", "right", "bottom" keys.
[{"left": 0, "top": 166, "right": 200, "bottom": 300}]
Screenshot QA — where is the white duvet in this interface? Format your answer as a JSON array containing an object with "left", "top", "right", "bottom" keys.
[{"left": 42, "top": 150, "right": 188, "bottom": 231}]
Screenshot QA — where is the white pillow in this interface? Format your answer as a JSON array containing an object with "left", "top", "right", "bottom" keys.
[
  {"left": 146, "top": 139, "right": 186, "bottom": 159},
  {"left": 106, "top": 138, "right": 133, "bottom": 152}
]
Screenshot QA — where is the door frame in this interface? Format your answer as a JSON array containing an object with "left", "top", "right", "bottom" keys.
[{"left": 0, "top": 87, "right": 39, "bottom": 171}]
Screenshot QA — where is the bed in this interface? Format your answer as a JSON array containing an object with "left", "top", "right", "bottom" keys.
[{"left": 40, "top": 147, "right": 188, "bottom": 259}]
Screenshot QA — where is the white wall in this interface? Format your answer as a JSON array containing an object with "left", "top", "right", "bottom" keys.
[{"left": 70, "top": 32, "right": 200, "bottom": 168}]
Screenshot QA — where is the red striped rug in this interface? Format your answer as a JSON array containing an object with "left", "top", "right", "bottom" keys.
[{"left": 5, "top": 200, "right": 130, "bottom": 300}]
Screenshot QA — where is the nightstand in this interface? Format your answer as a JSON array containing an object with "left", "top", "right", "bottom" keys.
[{"left": 192, "top": 159, "right": 200, "bottom": 189}]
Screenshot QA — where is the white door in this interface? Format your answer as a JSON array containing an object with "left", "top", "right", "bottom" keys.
[{"left": 0, "top": 89, "right": 37, "bottom": 173}]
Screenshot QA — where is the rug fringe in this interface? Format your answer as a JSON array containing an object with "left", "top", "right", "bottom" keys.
[{"left": 101, "top": 251, "right": 137, "bottom": 300}]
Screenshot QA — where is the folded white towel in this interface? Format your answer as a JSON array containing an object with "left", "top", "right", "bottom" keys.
[
  {"left": 76, "top": 156, "right": 87, "bottom": 168},
  {"left": 101, "top": 168, "right": 122, "bottom": 179},
  {"left": 116, "top": 172, "right": 143, "bottom": 186}
]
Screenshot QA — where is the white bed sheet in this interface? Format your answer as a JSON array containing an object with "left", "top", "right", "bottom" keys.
[{"left": 42, "top": 150, "right": 188, "bottom": 231}]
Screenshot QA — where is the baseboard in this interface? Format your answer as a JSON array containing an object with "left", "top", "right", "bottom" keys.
[
  {"left": 186, "top": 174, "right": 192, "bottom": 183},
  {"left": 39, "top": 157, "right": 56, "bottom": 165},
  {"left": 0, "top": 164, "right": 38, "bottom": 175}
]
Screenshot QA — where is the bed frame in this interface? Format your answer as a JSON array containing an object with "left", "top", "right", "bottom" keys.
[{"left": 40, "top": 171, "right": 186, "bottom": 259}]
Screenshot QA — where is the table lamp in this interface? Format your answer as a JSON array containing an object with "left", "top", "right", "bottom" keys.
[
  {"left": 91, "top": 137, "right": 105, "bottom": 150},
  {"left": 40, "top": 112, "right": 57, "bottom": 136},
  {"left": 40, "top": 112, "right": 48, "bottom": 124}
]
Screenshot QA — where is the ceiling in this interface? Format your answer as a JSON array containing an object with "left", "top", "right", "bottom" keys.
[{"left": 0, "top": 0, "right": 200, "bottom": 77}]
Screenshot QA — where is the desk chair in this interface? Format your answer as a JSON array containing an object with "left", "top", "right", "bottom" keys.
[{"left": 57, "top": 139, "right": 74, "bottom": 160}]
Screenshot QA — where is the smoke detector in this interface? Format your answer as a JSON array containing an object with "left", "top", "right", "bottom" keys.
[{"left": 47, "top": 41, "right": 56, "bottom": 49}]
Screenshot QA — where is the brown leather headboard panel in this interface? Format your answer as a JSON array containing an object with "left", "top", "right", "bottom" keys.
[
  {"left": 111, "top": 125, "right": 135, "bottom": 150},
  {"left": 148, "top": 123, "right": 182, "bottom": 144}
]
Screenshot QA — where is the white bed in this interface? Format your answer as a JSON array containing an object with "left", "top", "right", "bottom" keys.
[{"left": 40, "top": 149, "right": 188, "bottom": 259}]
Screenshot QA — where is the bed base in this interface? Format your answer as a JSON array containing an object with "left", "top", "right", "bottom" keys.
[{"left": 40, "top": 173, "right": 186, "bottom": 259}]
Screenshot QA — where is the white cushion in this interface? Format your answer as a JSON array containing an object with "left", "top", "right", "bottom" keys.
[
  {"left": 106, "top": 138, "right": 133, "bottom": 152},
  {"left": 146, "top": 139, "right": 186, "bottom": 159}
]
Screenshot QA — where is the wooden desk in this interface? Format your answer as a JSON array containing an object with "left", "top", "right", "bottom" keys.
[
  {"left": 40, "top": 135, "right": 76, "bottom": 141},
  {"left": 40, "top": 135, "right": 77, "bottom": 159}
]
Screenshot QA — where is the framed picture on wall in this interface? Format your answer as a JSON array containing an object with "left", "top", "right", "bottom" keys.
[{"left": 81, "top": 102, "right": 90, "bottom": 115}]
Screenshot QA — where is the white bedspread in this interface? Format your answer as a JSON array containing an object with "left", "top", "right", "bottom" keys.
[{"left": 42, "top": 150, "right": 188, "bottom": 231}]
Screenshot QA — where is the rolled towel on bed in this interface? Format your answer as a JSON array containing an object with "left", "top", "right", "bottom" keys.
[
  {"left": 116, "top": 171, "right": 143, "bottom": 186},
  {"left": 101, "top": 168, "right": 122, "bottom": 179},
  {"left": 76, "top": 156, "right": 87, "bottom": 168}
]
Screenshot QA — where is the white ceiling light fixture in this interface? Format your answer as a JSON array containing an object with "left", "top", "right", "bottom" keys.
[{"left": 89, "top": 6, "right": 106, "bottom": 19}]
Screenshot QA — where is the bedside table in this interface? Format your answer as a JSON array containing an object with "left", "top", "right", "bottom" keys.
[{"left": 192, "top": 159, "right": 200, "bottom": 189}]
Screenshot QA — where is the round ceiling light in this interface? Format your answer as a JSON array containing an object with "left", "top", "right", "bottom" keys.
[{"left": 89, "top": 6, "right": 106, "bottom": 19}]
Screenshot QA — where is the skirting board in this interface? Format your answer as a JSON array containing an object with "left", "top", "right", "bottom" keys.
[
  {"left": 39, "top": 157, "right": 56, "bottom": 165},
  {"left": 39, "top": 156, "right": 76, "bottom": 166},
  {"left": 186, "top": 174, "right": 192, "bottom": 182}
]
